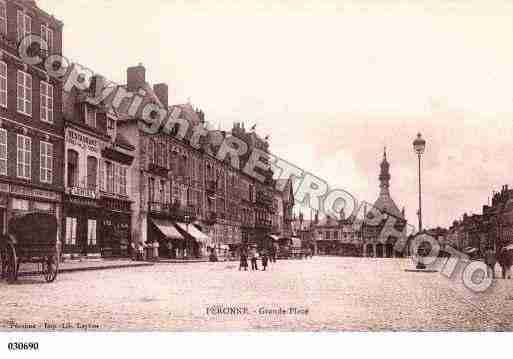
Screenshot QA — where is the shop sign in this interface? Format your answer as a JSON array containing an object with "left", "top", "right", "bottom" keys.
[
  {"left": 10, "top": 185, "right": 60, "bottom": 202},
  {"left": 68, "top": 187, "right": 97, "bottom": 199},
  {"left": 66, "top": 129, "right": 100, "bottom": 153}
]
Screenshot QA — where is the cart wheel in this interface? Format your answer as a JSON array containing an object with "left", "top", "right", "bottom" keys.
[
  {"left": 42, "top": 253, "right": 59, "bottom": 283},
  {"left": 5, "top": 243, "right": 18, "bottom": 284}
]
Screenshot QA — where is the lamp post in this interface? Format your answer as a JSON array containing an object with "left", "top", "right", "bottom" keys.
[
  {"left": 413, "top": 133, "right": 426, "bottom": 269},
  {"left": 413, "top": 133, "right": 426, "bottom": 232}
]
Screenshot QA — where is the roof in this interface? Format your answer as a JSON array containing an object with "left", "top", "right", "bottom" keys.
[{"left": 373, "top": 192, "right": 403, "bottom": 219}]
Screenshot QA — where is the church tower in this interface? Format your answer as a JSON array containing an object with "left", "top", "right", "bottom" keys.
[
  {"left": 379, "top": 147, "right": 391, "bottom": 198},
  {"left": 373, "top": 147, "right": 403, "bottom": 219}
]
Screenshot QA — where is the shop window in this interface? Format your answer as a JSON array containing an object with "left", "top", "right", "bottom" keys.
[
  {"left": 87, "top": 156, "right": 98, "bottom": 189},
  {"left": 17, "top": 135, "right": 31, "bottom": 179},
  {"left": 325, "top": 231, "right": 330, "bottom": 240},
  {"left": 65, "top": 217, "right": 77, "bottom": 245},
  {"left": 0, "top": 128, "right": 6, "bottom": 175},
  {"left": 87, "top": 219, "right": 97, "bottom": 246},
  {"left": 333, "top": 231, "right": 339, "bottom": 240},
  {"left": 40, "top": 141, "right": 53, "bottom": 183},
  {"left": 67, "top": 149, "right": 78, "bottom": 187}
]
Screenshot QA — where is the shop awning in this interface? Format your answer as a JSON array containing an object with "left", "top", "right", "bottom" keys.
[
  {"left": 151, "top": 219, "right": 184, "bottom": 240},
  {"left": 175, "top": 222, "right": 211, "bottom": 244},
  {"left": 267, "top": 234, "right": 280, "bottom": 241}
]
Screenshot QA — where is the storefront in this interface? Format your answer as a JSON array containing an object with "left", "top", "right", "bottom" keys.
[
  {"left": 0, "top": 183, "right": 62, "bottom": 240},
  {"left": 62, "top": 188, "right": 101, "bottom": 258},
  {"left": 101, "top": 197, "right": 132, "bottom": 258}
]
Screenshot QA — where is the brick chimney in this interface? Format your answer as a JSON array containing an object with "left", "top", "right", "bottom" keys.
[
  {"left": 153, "top": 83, "right": 168, "bottom": 108},
  {"left": 127, "top": 63, "right": 146, "bottom": 92}
]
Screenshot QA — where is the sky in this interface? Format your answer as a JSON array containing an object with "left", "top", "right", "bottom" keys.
[{"left": 38, "top": 0, "right": 513, "bottom": 229}]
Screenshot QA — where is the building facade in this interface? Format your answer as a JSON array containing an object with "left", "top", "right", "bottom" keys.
[
  {"left": 115, "top": 64, "right": 284, "bottom": 259},
  {"left": 0, "top": 0, "right": 64, "bottom": 239},
  {"left": 62, "top": 75, "right": 135, "bottom": 258}
]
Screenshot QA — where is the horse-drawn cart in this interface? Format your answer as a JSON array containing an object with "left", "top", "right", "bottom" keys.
[{"left": 0, "top": 212, "right": 60, "bottom": 284}]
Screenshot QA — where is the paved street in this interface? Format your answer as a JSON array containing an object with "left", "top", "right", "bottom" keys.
[{"left": 1, "top": 257, "right": 513, "bottom": 331}]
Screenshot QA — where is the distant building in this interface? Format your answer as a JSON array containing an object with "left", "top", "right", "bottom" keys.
[{"left": 362, "top": 148, "right": 406, "bottom": 258}]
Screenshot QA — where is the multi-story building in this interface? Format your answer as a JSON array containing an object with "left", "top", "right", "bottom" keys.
[
  {"left": 62, "top": 75, "right": 135, "bottom": 258},
  {"left": 0, "top": 0, "right": 64, "bottom": 238},
  {"left": 309, "top": 211, "right": 362, "bottom": 256}
]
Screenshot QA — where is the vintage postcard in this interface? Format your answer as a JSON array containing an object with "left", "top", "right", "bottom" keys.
[{"left": 0, "top": 0, "right": 513, "bottom": 349}]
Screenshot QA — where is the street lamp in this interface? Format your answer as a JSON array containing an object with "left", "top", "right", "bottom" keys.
[
  {"left": 413, "top": 133, "right": 426, "bottom": 232},
  {"left": 413, "top": 133, "right": 426, "bottom": 269}
]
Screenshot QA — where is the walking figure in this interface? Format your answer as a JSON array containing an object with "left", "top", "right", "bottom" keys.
[
  {"left": 239, "top": 251, "right": 248, "bottom": 271},
  {"left": 498, "top": 248, "right": 512, "bottom": 279},
  {"left": 484, "top": 247, "right": 497, "bottom": 278},
  {"left": 261, "top": 252, "right": 269, "bottom": 271}
]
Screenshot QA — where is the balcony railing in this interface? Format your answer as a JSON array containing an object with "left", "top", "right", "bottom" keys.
[{"left": 149, "top": 202, "right": 197, "bottom": 222}]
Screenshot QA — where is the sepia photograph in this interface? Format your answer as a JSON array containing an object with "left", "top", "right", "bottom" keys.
[{"left": 0, "top": 0, "right": 513, "bottom": 355}]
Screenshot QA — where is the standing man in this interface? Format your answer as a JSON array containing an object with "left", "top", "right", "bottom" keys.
[
  {"left": 484, "top": 247, "right": 497, "bottom": 278},
  {"left": 251, "top": 248, "right": 259, "bottom": 271},
  {"left": 261, "top": 252, "right": 269, "bottom": 271}
]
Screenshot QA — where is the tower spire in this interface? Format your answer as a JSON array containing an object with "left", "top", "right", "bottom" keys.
[{"left": 379, "top": 147, "right": 391, "bottom": 197}]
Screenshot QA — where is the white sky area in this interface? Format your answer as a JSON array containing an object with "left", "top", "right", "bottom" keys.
[{"left": 39, "top": 0, "right": 513, "bottom": 229}]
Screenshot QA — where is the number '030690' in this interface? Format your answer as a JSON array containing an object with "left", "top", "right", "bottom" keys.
[{"left": 8, "top": 342, "right": 39, "bottom": 351}]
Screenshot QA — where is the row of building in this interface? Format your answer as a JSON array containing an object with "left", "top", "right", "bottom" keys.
[
  {"left": 0, "top": 0, "right": 294, "bottom": 259},
  {"left": 295, "top": 149, "right": 409, "bottom": 258},
  {"left": 439, "top": 184, "right": 513, "bottom": 256}
]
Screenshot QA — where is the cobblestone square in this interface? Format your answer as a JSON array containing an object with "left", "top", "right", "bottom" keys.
[{"left": 1, "top": 257, "right": 513, "bottom": 331}]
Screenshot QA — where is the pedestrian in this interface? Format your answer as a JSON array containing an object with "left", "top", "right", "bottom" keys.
[
  {"left": 239, "top": 251, "right": 248, "bottom": 271},
  {"left": 498, "top": 248, "right": 512, "bottom": 279},
  {"left": 484, "top": 247, "right": 497, "bottom": 278},
  {"left": 251, "top": 249, "right": 259, "bottom": 271},
  {"left": 261, "top": 252, "right": 268, "bottom": 271}
]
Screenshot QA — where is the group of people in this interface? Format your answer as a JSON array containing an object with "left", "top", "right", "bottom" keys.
[
  {"left": 239, "top": 247, "right": 276, "bottom": 271},
  {"left": 484, "top": 247, "right": 512, "bottom": 279}
]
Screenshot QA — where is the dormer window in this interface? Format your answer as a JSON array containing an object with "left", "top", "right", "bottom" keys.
[{"left": 85, "top": 105, "right": 97, "bottom": 128}]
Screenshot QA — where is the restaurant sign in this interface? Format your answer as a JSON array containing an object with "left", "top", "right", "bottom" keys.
[{"left": 66, "top": 129, "right": 100, "bottom": 153}]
